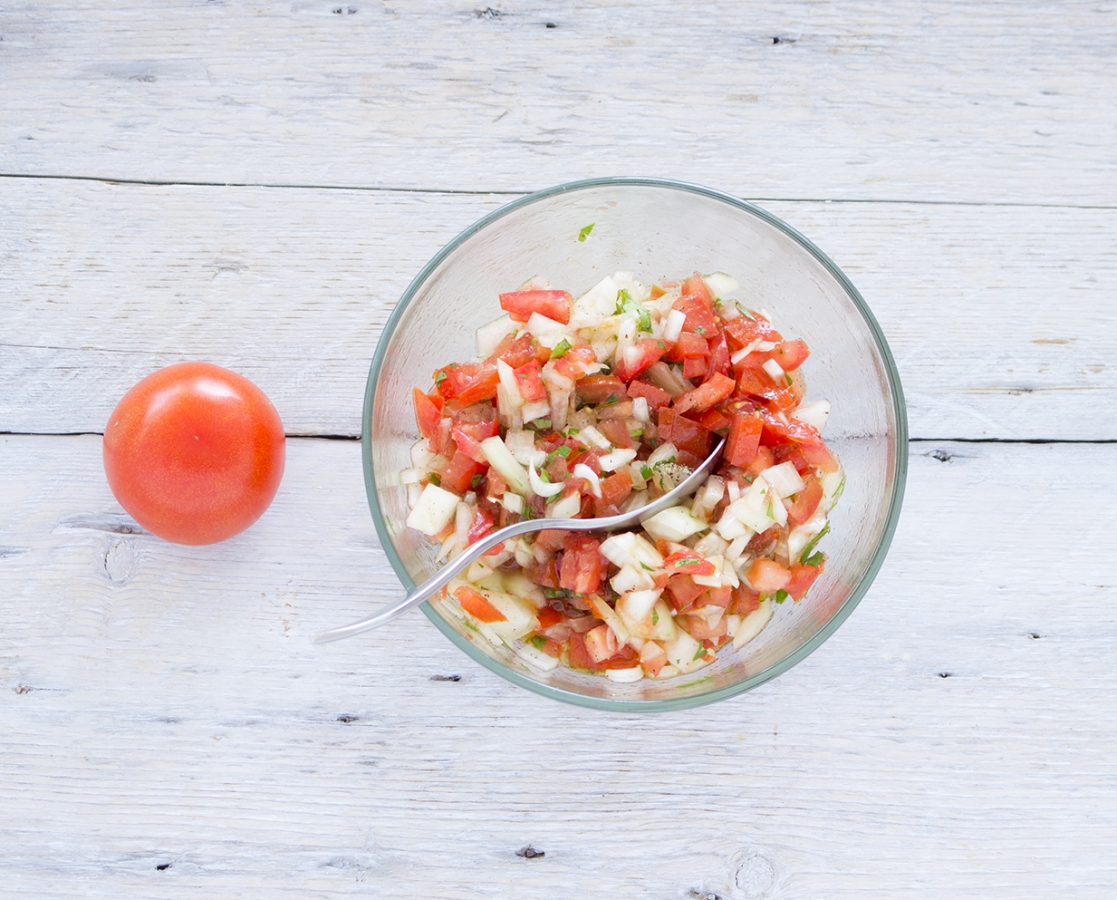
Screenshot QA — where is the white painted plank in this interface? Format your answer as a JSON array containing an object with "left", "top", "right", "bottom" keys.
[
  {"left": 2, "top": 180, "right": 1115, "bottom": 440},
  {"left": 2, "top": 435, "right": 1116, "bottom": 897},
  {"left": 0, "top": 1, "right": 1114, "bottom": 204}
]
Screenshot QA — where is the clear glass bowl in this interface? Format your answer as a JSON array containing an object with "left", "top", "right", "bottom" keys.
[{"left": 363, "top": 178, "right": 907, "bottom": 712}]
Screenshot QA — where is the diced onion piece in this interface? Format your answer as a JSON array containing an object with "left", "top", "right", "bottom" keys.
[
  {"left": 406, "top": 483, "right": 460, "bottom": 536},
  {"left": 598, "top": 448, "right": 637, "bottom": 472},
  {"left": 693, "top": 531, "right": 728, "bottom": 559},
  {"left": 793, "top": 399, "right": 831, "bottom": 433},
  {"left": 642, "top": 506, "right": 708, "bottom": 543},
  {"left": 762, "top": 358, "right": 786, "bottom": 383},
  {"left": 574, "top": 425, "right": 612, "bottom": 450},
  {"left": 573, "top": 463, "right": 602, "bottom": 498},
  {"left": 730, "top": 339, "right": 762, "bottom": 366},
  {"left": 406, "top": 482, "right": 422, "bottom": 509},
  {"left": 646, "top": 441, "right": 679, "bottom": 468},
  {"left": 547, "top": 492, "right": 582, "bottom": 519},
  {"left": 480, "top": 436, "right": 531, "bottom": 496},
  {"left": 611, "top": 565, "right": 656, "bottom": 595},
  {"left": 664, "top": 629, "right": 707, "bottom": 673},
  {"left": 787, "top": 509, "right": 828, "bottom": 561},
  {"left": 522, "top": 400, "right": 551, "bottom": 423},
  {"left": 529, "top": 463, "right": 565, "bottom": 498},
  {"left": 733, "top": 598, "right": 773, "bottom": 648},
  {"left": 645, "top": 361, "right": 688, "bottom": 398},
  {"left": 605, "top": 666, "right": 644, "bottom": 683},
  {"left": 759, "top": 461, "right": 805, "bottom": 499},
  {"left": 599, "top": 531, "right": 665, "bottom": 570},
  {"left": 400, "top": 467, "right": 423, "bottom": 485},
  {"left": 497, "top": 359, "right": 525, "bottom": 407},
  {"left": 703, "top": 271, "right": 739, "bottom": 297},
  {"left": 504, "top": 429, "right": 536, "bottom": 465},
  {"left": 632, "top": 396, "right": 650, "bottom": 423},
  {"left": 502, "top": 492, "right": 524, "bottom": 515},
  {"left": 517, "top": 644, "right": 560, "bottom": 673},
  {"left": 476, "top": 313, "right": 519, "bottom": 357},
  {"left": 411, "top": 439, "right": 438, "bottom": 469},
  {"left": 525, "top": 311, "right": 566, "bottom": 337},
  {"left": 663, "top": 308, "right": 687, "bottom": 343},
  {"left": 716, "top": 505, "right": 753, "bottom": 542},
  {"left": 731, "top": 475, "right": 787, "bottom": 532},
  {"left": 724, "top": 534, "right": 751, "bottom": 562},
  {"left": 617, "top": 588, "right": 663, "bottom": 624}
]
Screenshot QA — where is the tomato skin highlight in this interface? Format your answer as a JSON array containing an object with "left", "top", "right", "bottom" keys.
[{"left": 102, "top": 362, "right": 285, "bottom": 545}]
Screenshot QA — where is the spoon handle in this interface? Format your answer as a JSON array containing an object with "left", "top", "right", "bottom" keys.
[
  {"left": 313, "top": 439, "right": 725, "bottom": 644},
  {"left": 312, "top": 519, "right": 538, "bottom": 643}
]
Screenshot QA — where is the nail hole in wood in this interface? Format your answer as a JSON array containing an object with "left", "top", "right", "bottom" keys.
[
  {"left": 430, "top": 674, "right": 461, "bottom": 682},
  {"left": 337, "top": 714, "right": 359, "bottom": 723},
  {"left": 516, "top": 845, "right": 545, "bottom": 858}
]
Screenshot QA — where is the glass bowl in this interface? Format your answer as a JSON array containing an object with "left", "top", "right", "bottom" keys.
[{"left": 363, "top": 177, "right": 906, "bottom": 712}]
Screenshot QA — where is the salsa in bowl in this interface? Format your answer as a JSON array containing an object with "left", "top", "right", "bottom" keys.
[{"left": 364, "top": 178, "right": 906, "bottom": 711}]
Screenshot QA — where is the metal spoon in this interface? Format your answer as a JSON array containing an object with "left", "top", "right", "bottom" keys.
[{"left": 313, "top": 438, "right": 726, "bottom": 644}]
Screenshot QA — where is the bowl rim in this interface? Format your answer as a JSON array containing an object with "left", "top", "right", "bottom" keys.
[{"left": 362, "top": 176, "right": 908, "bottom": 712}]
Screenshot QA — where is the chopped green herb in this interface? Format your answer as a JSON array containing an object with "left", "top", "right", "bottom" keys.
[
  {"left": 693, "top": 646, "right": 708, "bottom": 661},
  {"left": 736, "top": 303, "right": 756, "bottom": 320},
  {"left": 539, "top": 468, "right": 552, "bottom": 483},
  {"left": 565, "top": 427, "right": 580, "bottom": 437},
  {"left": 766, "top": 499, "right": 775, "bottom": 519},
  {"left": 470, "top": 474, "right": 484, "bottom": 490},
  {"left": 675, "top": 557, "right": 702, "bottom": 566},
  {"left": 784, "top": 373, "right": 793, "bottom": 387},
  {"left": 603, "top": 393, "right": 619, "bottom": 406},
  {"left": 694, "top": 326, "right": 706, "bottom": 336},
  {"left": 555, "top": 445, "right": 572, "bottom": 458},
  {"left": 640, "top": 464, "right": 653, "bottom": 481},
  {"left": 657, "top": 340, "right": 666, "bottom": 350},
  {"left": 428, "top": 473, "right": 441, "bottom": 486},
  {"left": 549, "top": 338, "right": 572, "bottom": 359},
  {"left": 614, "top": 290, "right": 653, "bottom": 333},
  {"left": 774, "top": 589, "right": 789, "bottom": 605},
  {"left": 530, "top": 635, "right": 547, "bottom": 649},
  {"left": 803, "top": 551, "right": 826, "bottom": 567},
  {"left": 434, "top": 370, "right": 448, "bottom": 384},
  {"left": 652, "top": 609, "right": 659, "bottom": 626},
  {"left": 654, "top": 456, "right": 677, "bottom": 468},
  {"left": 831, "top": 477, "right": 846, "bottom": 501},
  {"left": 640, "top": 562, "right": 653, "bottom": 571},
  {"left": 578, "top": 223, "right": 595, "bottom": 242},
  {"left": 798, "top": 521, "right": 831, "bottom": 565},
  {"left": 744, "top": 474, "right": 755, "bottom": 483},
  {"left": 543, "top": 587, "right": 567, "bottom": 599}
]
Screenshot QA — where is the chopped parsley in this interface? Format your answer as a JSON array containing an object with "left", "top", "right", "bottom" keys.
[
  {"left": 614, "top": 290, "right": 653, "bottom": 333},
  {"left": 803, "top": 551, "right": 826, "bottom": 567},
  {"left": 470, "top": 474, "right": 485, "bottom": 489},
  {"left": 674, "top": 557, "right": 702, "bottom": 567},
  {"left": 434, "top": 370, "right": 448, "bottom": 384},
  {"left": 578, "top": 223, "right": 595, "bottom": 242},
  {"left": 798, "top": 521, "right": 831, "bottom": 565},
  {"left": 640, "top": 562, "right": 653, "bottom": 571},
  {"left": 736, "top": 303, "right": 756, "bottom": 320},
  {"left": 545, "top": 445, "right": 572, "bottom": 466},
  {"left": 549, "top": 338, "right": 572, "bottom": 359},
  {"left": 652, "top": 609, "right": 659, "bottom": 626},
  {"left": 774, "top": 589, "right": 789, "bottom": 605},
  {"left": 693, "top": 646, "right": 708, "bottom": 661},
  {"left": 530, "top": 635, "right": 547, "bottom": 650},
  {"left": 640, "top": 464, "right": 653, "bottom": 481},
  {"left": 428, "top": 473, "right": 441, "bottom": 486}
]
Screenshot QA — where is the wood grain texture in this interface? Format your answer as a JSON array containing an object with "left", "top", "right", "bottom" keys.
[
  {"left": 3, "top": 179, "right": 1115, "bottom": 440},
  {"left": 1, "top": 1, "right": 1115, "bottom": 204},
  {"left": 2, "top": 435, "right": 1116, "bottom": 898}
]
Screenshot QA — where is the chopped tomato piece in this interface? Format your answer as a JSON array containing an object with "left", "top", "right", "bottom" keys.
[
  {"left": 451, "top": 416, "right": 500, "bottom": 463},
  {"left": 513, "top": 359, "right": 547, "bottom": 402},
  {"left": 535, "top": 606, "right": 563, "bottom": 631},
  {"left": 534, "top": 528, "right": 569, "bottom": 554},
  {"left": 722, "top": 311, "right": 782, "bottom": 349},
  {"left": 682, "top": 356, "right": 708, "bottom": 380},
  {"left": 595, "top": 469, "right": 633, "bottom": 517},
  {"left": 673, "top": 275, "right": 718, "bottom": 335},
  {"left": 613, "top": 337, "right": 667, "bottom": 382},
  {"left": 413, "top": 388, "right": 443, "bottom": 441},
  {"left": 466, "top": 507, "right": 495, "bottom": 546},
  {"left": 665, "top": 573, "right": 707, "bottom": 612},
  {"left": 597, "top": 417, "right": 634, "bottom": 450},
  {"left": 454, "top": 585, "right": 506, "bottom": 623},
  {"left": 786, "top": 560, "right": 825, "bottom": 600},
  {"left": 672, "top": 373, "right": 735, "bottom": 416},
  {"left": 704, "top": 332, "right": 731, "bottom": 380},
  {"left": 627, "top": 378, "right": 673, "bottom": 410},
  {"left": 760, "top": 412, "right": 840, "bottom": 472},
  {"left": 729, "top": 584, "right": 762, "bottom": 616},
  {"left": 435, "top": 360, "right": 500, "bottom": 405},
  {"left": 665, "top": 332, "right": 710, "bottom": 361},
  {"left": 787, "top": 477, "right": 824, "bottom": 526},
  {"left": 524, "top": 556, "right": 561, "bottom": 589},
  {"left": 658, "top": 408, "right": 711, "bottom": 461},
  {"left": 576, "top": 374, "right": 628, "bottom": 406},
  {"left": 697, "top": 406, "right": 731, "bottom": 435},
  {"left": 499, "top": 289, "right": 573, "bottom": 324},
  {"left": 662, "top": 550, "right": 717, "bottom": 577},
  {"left": 772, "top": 339, "right": 810, "bottom": 371},
  {"left": 559, "top": 534, "right": 604, "bottom": 595},
  {"left": 676, "top": 610, "right": 728, "bottom": 642},
  {"left": 583, "top": 623, "right": 620, "bottom": 664},
  {"left": 745, "top": 558, "right": 791, "bottom": 594},
  {"left": 496, "top": 332, "right": 537, "bottom": 368},
  {"left": 551, "top": 343, "right": 597, "bottom": 381},
  {"left": 440, "top": 451, "right": 486, "bottom": 495},
  {"left": 725, "top": 411, "right": 763, "bottom": 467}
]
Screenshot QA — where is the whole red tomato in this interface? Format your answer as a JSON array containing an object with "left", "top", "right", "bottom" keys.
[{"left": 103, "top": 362, "right": 286, "bottom": 545}]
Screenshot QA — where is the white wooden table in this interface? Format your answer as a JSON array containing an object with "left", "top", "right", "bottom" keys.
[{"left": 3, "top": 3, "right": 1115, "bottom": 897}]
